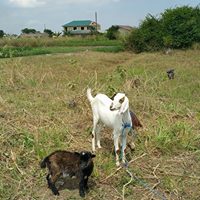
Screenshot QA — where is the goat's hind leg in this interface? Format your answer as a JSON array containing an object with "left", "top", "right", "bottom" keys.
[
  {"left": 96, "top": 123, "right": 102, "bottom": 149},
  {"left": 47, "top": 173, "right": 60, "bottom": 196}
]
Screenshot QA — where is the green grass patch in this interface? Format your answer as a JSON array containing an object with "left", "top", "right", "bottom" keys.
[
  {"left": 93, "top": 46, "right": 124, "bottom": 53},
  {"left": 0, "top": 36, "right": 122, "bottom": 48}
]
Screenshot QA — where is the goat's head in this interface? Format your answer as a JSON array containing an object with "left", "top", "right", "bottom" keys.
[
  {"left": 110, "top": 93, "right": 129, "bottom": 114},
  {"left": 78, "top": 151, "right": 96, "bottom": 169}
]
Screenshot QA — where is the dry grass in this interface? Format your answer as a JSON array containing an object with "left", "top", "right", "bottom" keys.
[{"left": 0, "top": 50, "right": 200, "bottom": 200}]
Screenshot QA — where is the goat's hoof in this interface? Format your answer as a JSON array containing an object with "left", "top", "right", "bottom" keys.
[
  {"left": 80, "top": 191, "right": 85, "bottom": 198},
  {"left": 130, "top": 142, "right": 135, "bottom": 149},
  {"left": 121, "top": 161, "right": 128, "bottom": 168},
  {"left": 85, "top": 186, "right": 89, "bottom": 193},
  {"left": 53, "top": 191, "right": 60, "bottom": 196},
  {"left": 116, "top": 161, "right": 120, "bottom": 167}
]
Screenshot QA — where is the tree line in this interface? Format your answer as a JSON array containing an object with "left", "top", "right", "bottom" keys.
[
  {"left": 124, "top": 5, "right": 200, "bottom": 52},
  {"left": 1, "top": 5, "right": 200, "bottom": 53},
  {"left": 105, "top": 5, "right": 200, "bottom": 52}
]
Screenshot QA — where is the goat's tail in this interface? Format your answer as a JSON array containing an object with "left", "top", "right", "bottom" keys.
[
  {"left": 87, "top": 88, "right": 94, "bottom": 103},
  {"left": 40, "top": 156, "right": 49, "bottom": 168}
]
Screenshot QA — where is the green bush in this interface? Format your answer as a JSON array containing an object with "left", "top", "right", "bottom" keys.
[
  {"left": 106, "top": 25, "right": 119, "bottom": 40},
  {"left": 161, "top": 6, "right": 200, "bottom": 48},
  {"left": 125, "top": 5, "right": 200, "bottom": 52},
  {"left": 0, "top": 30, "right": 4, "bottom": 38}
]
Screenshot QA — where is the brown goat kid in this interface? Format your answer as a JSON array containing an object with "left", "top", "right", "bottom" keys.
[{"left": 40, "top": 150, "right": 95, "bottom": 197}]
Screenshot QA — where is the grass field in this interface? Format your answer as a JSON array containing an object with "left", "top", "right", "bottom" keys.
[
  {"left": 0, "top": 37, "right": 123, "bottom": 58},
  {"left": 0, "top": 50, "right": 200, "bottom": 200}
]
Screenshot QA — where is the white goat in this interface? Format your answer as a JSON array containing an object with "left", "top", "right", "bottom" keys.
[{"left": 87, "top": 88, "right": 132, "bottom": 166}]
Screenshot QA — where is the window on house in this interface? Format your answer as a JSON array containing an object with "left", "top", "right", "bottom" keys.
[
  {"left": 73, "top": 27, "right": 77, "bottom": 30},
  {"left": 81, "top": 27, "right": 84, "bottom": 30}
]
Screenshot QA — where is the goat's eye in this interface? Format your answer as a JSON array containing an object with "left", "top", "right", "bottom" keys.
[{"left": 119, "top": 97, "right": 125, "bottom": 104}]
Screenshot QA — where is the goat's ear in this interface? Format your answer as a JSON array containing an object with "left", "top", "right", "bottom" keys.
[
  {"left": 75, "top": 152, "right": 80, "bottom": 156},
  {"left": 110, "top": 93, "right": 117, "bottom": 100},
  {"left": 91, "top": 154, "right": 96, "bottom": 158},
  {"left": 119, "top": 96, "right": 129, "bottom": 114}
]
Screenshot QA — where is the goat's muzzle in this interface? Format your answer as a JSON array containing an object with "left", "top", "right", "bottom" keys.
[{"left": 110, "top": 103, "right": 116, "bottom": 111}]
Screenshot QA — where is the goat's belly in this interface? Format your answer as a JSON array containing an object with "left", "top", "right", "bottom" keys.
[
  {"left": 100, "top": 118, "right": 115, "bottom": 129},
  {"left": 96, "top": 109, "right": 119, "bottom": 129}
]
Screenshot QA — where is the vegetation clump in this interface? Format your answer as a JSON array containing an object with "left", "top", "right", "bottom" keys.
[{"left": 125, "top": 5, "right": 200, "bottom": 52}]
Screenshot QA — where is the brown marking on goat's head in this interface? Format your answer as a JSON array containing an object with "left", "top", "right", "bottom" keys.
[{"left": 119, "top": 96, "right": 125, "bottom": 104}]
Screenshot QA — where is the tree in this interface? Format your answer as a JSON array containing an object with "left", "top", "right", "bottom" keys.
[
  {"left": 125, "top": 14, "right": 163, "bottom": 52},
  {"left": 0, "top": 30, "right": 4, "bottom": 38},
  {"left": 125, "top": 5, "right": 200, "bottom": 52},
  {"left": 21, "top": 28, "right": 37, "bottom": 34},
  {"left": 125, "top": 29, "right": 144, "bottom": 53},
  {"left": 138, "top": 14, "right": 164, "bottom": 51},
  {"left": 44, "top": 29, "right": 54, "bottom": 37},
  {"left": 161, "top": 6, "right": 200, "bottom": 48},
  {"left": 106, "top": 25, "right": 119, "bottom": 40}
]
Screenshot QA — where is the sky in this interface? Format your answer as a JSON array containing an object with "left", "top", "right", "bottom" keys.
[{"left": 0, "top": 0, "right": 199, "bottom": 34}]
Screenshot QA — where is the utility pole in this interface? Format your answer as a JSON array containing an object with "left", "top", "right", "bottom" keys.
[{"left": 95, "top": 12, "right": 98, "bottom": 32}]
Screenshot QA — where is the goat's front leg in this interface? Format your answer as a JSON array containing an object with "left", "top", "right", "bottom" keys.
[
  {"left": 83, "top": 176, "right": 89, "bottom": 192},
  {"left": 79, "top": 173, "right": 85, "bottom": 197},
  {"left": 113, "top": 131, "right": 120, "bottom": 166},
  {"left": 121, "top": 129, "right": 128, "bottom": 164},
  {"left": 92, "top": 116, "right": 99, "bottom": 152}
]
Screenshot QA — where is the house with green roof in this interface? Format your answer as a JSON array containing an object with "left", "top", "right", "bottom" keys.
[{"left": 63, "top": 20, "right": 100, "bottom": 35}]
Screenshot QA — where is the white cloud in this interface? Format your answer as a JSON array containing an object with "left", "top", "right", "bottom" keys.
[
  {"left": 9, "top": 0, "right": 45, "bottom": 8},
  {"left": 63, "top": 0, "right": 120, "bottom": 3},
  {"left": 8, "top": 0, "right": 120, "bottom": 8},
  {"left": 50, "top": 0, "right": 121, "bottom": 4}
]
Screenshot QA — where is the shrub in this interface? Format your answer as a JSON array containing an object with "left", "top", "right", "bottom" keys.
[
  {"left": 125, "top": 5, "right": 200, "bottom": 52},
  {"left": 0, "top": 30, "right": 4, "bottom": 38},
  {"left": 161, "top": 6, "right": 200, "bottom": 48},
  {"left": 106, "top": 25, "right": 119, "bottom": 40},
  {"left": 44, "top": 29, "right": 54, "bottom": 37},
  {"left": 21, "top": 28, "right": 37, "bottom": 34}
]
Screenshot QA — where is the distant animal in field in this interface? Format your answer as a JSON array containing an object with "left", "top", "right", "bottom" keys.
[
  {"left": 40, "top": 150, "right": 95, "bottom": 197},
  {"left": 87, "top": 88, "right": 132, "bottom": 166},
  {"left": 167, "top": 69, "right": 175, "bottom": 80}
]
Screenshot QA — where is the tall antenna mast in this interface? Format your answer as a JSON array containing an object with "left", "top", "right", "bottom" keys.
[{"left": 95, "top": 11, "right": 98, "bottom": 32}]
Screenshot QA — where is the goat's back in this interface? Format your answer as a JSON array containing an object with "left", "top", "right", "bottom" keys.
[
  {"left": 92, "top": 94, "right": 112, "bottom": 107},
  {"left": 41, "top": 150, "right": 80, "bottom": 171}
]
